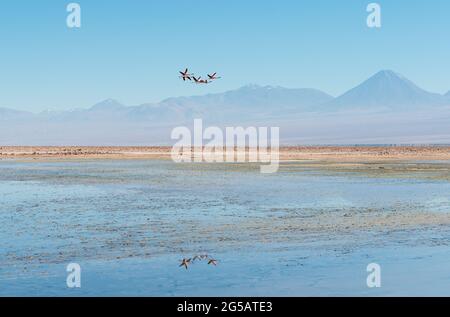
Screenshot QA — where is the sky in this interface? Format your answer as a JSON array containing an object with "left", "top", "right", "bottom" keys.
[{"left": 0, "top": 0, "right": 450, "bottom": 112}]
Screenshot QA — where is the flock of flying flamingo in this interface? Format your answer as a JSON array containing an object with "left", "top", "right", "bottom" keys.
[{"left": 179, "top": 68, "right": 221, "bottom": 84}]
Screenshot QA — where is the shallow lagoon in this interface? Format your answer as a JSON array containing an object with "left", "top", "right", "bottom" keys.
[{"left": 0, "top": 160, "right": 449, "bottom": 296}]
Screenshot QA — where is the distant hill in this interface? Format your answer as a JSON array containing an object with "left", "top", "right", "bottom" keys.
[
  {"left": 0, "top": 107, "right": 33, "bottom": 121},
  {"left": 127, "top": 85, "right": 334, "bottom": 123},
  {"left": 9, "top": 85, "right": 332, "bottom": 125}
]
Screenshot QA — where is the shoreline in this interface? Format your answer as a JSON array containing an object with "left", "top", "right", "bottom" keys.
[{"left": 1, "top": 146, "right": 450, "bottom": 162}]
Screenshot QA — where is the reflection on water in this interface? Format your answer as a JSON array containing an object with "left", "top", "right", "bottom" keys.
[{"left": 0, "top": 160, "right": 449, "bottom": 296}]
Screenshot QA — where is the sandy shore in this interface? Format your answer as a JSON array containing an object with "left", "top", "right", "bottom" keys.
[{"left": 1, "top": 146, "right": 450, "bottom": 162}]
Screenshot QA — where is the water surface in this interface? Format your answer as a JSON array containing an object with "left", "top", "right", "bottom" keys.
[{"left": 0, "top": 160, "right": 449, "bottom": 296}]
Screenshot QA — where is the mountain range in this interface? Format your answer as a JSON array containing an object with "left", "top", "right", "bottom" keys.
[{"left": 1, "top": 70, "right": 450, "bottom": 145}]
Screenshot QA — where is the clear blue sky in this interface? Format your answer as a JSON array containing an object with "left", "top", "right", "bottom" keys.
[{"left": 1, "top": 0, "right": 450, "bottom": 112}]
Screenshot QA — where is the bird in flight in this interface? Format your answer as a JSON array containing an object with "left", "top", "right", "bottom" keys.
[
  {"left": 192, "top": 76, "right": 210, "bottom": 84},
  {"left": 179, "top": 68, "right": 194, "bottom": 81},
  {"left": 207, "top": 72, "right": 221, "bottom": 80}
]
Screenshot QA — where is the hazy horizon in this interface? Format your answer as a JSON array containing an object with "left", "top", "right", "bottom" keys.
[{"left": 2, "top": 69, "right": 449, "bottom": 114}]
